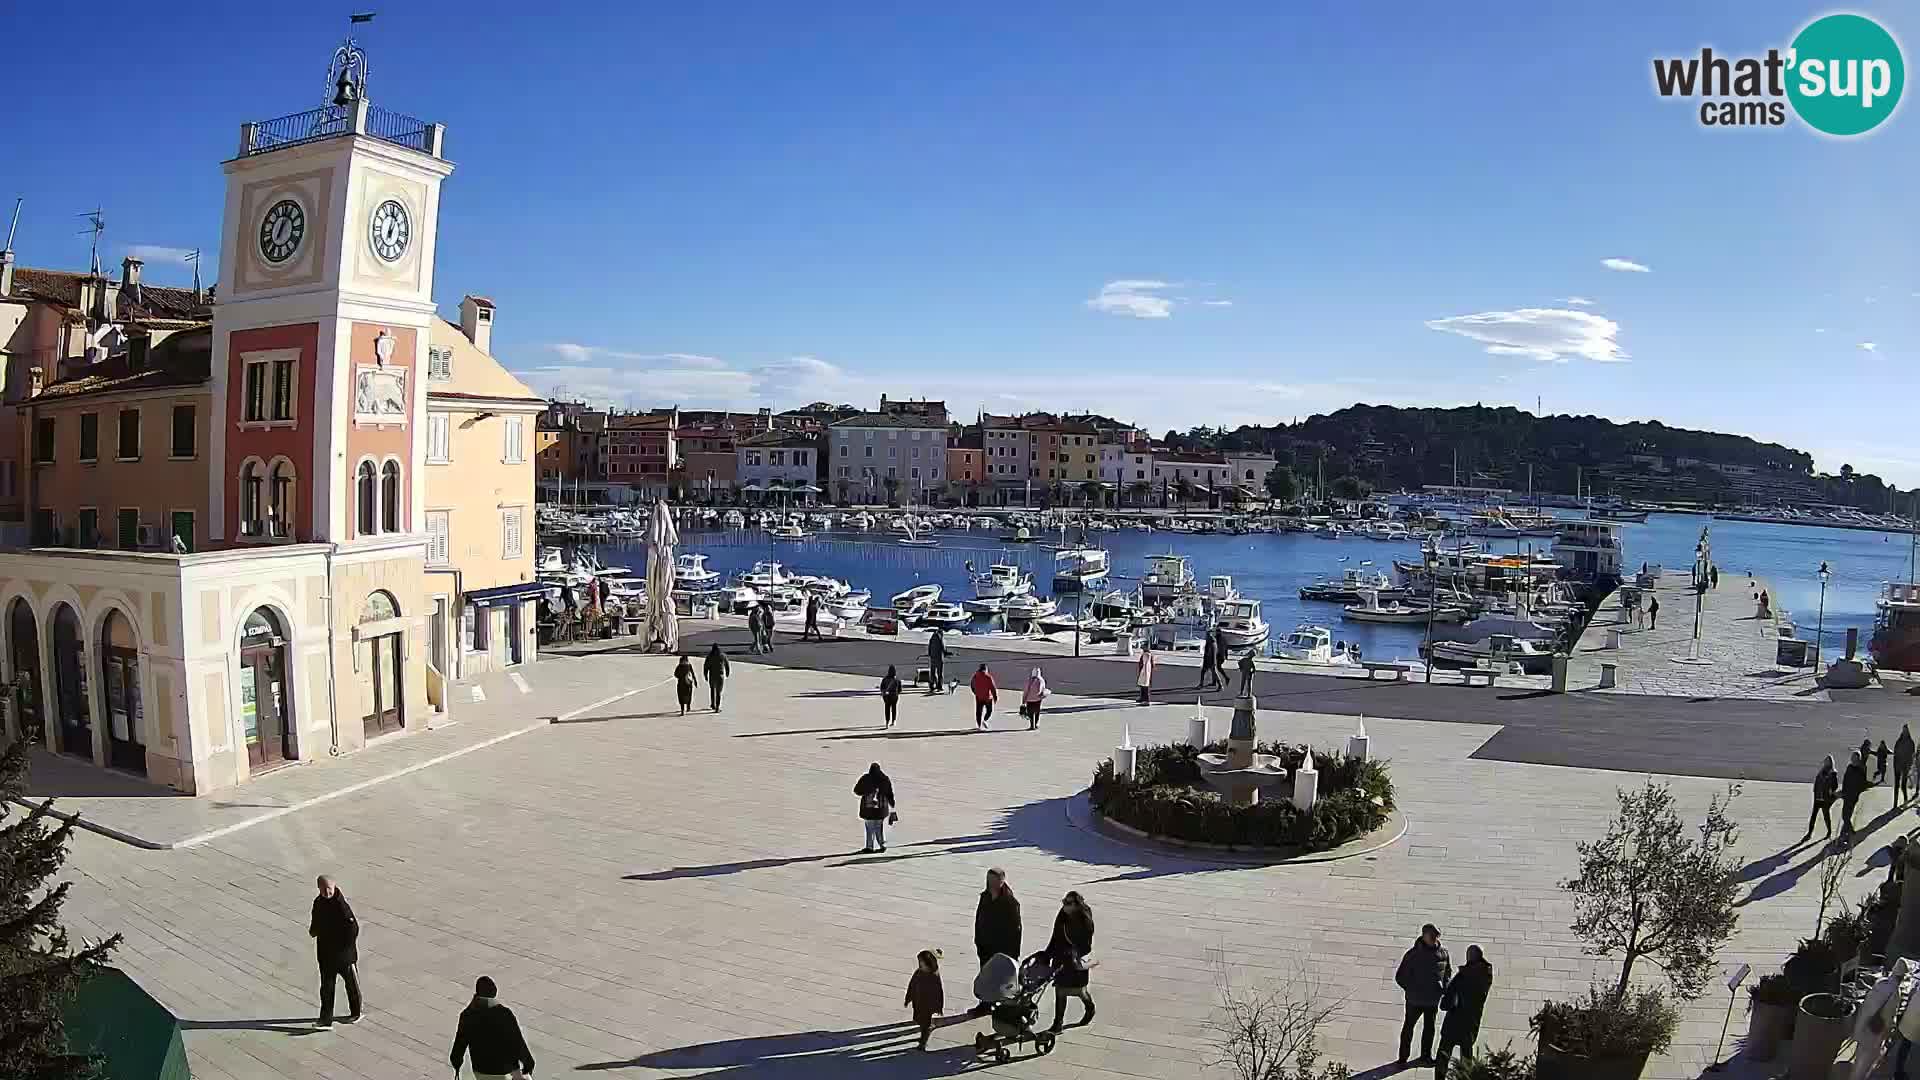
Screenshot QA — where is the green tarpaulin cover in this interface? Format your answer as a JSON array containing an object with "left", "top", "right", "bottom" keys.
[{"left": 62, "top": 967, "right": 190, "bottom": 1080}]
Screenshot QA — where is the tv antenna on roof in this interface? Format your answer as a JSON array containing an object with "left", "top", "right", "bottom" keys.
[
  {"left": 77, "top": 208, "right": 105, "bottom": 276},
  {"left": 185, "top": 249, "right": 203, "bottom": 298},
  {"left": 3, "top": 197, "right": 21, "bottom": 253}
]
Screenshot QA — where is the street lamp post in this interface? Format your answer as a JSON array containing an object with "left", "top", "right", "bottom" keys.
[{"left": 1815, "top": 560, "right": 1831, "bottom": 669}]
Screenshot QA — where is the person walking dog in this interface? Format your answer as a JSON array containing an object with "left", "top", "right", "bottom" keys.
[
  {"left": 1022, "top": 667, "right": 1049, "bottom": 730},
  {"left": 971, "top": 664, "right": 997, "bottom": 731},
  {"left": 309, "top": 875, "right": 362, "bottom": 1027},
  {"left": 450, "top": 976, "right": 535, "bottom": 1079},
  {"left": 1433, "top": 944, "right": 1492, "bottom": 1079},
  {"left": 968, "top": 868, "right": 1022, "bottom": 1017},
  {"left": 1395, "top": 923, "right": 1451, "bottom": 1069},
  {"left": 880, "top": 665, "right": 903, "bottom": 728},
  {"left": 854, "top": 763, "right": 896, "bottom": 853},
  {"left": 702, "top": 643, "right": 729, "bottom": 712}
]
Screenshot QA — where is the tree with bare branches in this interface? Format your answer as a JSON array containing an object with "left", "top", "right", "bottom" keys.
[{"left": 1206, "top": 959, "right": 1353, "bottom": 1080}]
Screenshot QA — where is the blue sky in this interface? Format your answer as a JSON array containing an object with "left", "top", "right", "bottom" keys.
[{"left": 5, "top": 4, "right": 1914, "bottom": 481}]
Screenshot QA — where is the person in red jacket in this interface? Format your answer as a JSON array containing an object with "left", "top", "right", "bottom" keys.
[{"left": 971, "top": 664, "right": 997, "bottom": 731}]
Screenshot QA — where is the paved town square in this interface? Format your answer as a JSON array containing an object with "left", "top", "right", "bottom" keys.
[{"left": 42, "top": 640, "right": 1885, "bottom": 1080}]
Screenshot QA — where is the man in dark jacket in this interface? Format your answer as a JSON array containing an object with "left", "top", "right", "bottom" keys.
[
  {"left": 853, "top": 763, "right": 895, "bottom": 853},
  {"left": 1842, "top": 749, "right": 1871, "bottom": 838},
  {"left": 1394, "top": 923, "right": 1451, "bottom": 1068},
  {"left": 703, "top": 644, "right": 729, "bottom": 712},
  {"left": 803, "top": 593, "right": 822, "bottom": 641},
  {"left": 451, "top": 976, "right": 536, "bottom": 1078},
  {"left": 1433, "top": 944, "right": 1492, "bottom": 1079},
  {"left": 1896, "top": 726, "right": 1915, "bottom": 807},
  {"left": 309, "top": 875, "right": 362, "bottom": 1027},
  {"left": 968, "top": 868, "right": 1022, "bottom": 1017},
  {"left": 1199, "top": 633, "right": 1221, "bottom": 690},
  {"left": 927, "top": 629, "right": 947, "bottom": 694}
]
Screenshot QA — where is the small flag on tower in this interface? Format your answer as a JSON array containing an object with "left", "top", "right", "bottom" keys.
[{"left": 350, "top": 11, "right": 376, "bottom": 22}]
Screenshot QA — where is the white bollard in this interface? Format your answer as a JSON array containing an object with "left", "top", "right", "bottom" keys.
[
  {"left": 1346, "top": 716, "right": 1369, "bottom": 762},
  {"left": 1291, "top": 750, "right": 1319, "bottom": 811},
  {"left": 1112, "top": 744, "right": 1138, "bottom": 781},
  {"left": 1114, "top": 632, "right": 1135, "bottom": 658},
  {"left": 1188, "top": 716, "right": 1209, "bottom": 748},
  {"left": 1605, "top": 629, "right": 1621, "bottom": 650}
]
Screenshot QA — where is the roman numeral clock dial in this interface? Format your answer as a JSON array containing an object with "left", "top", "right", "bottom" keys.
[
  {"left": 258, "top": 198, "right": 305, "bottom": 264},
  {"left": 369, "top": 199, "right": 411, "bottom": 263}
]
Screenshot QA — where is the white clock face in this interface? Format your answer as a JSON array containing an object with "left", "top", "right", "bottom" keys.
[
  {"left": 369, "top": 199, "right": 411, "bottom": 263},
  {"left": 259, "top": 199, "right": 305, "bottom": 264}
]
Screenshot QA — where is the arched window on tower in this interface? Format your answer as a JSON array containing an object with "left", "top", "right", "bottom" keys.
[
  {"left": 356, "top": 461, "right": 377, "bottom": 536},
  {"left": 239, "top": 461, "right": 263, "bottom": 537},
  {"left": 380, "top": 460, "right": 401, "bottom": 534},
  {"left": 268, "top": 460, "right": 296, "bottom": 539}
]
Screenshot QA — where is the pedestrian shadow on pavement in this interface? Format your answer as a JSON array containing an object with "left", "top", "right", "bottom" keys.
[
  {"left": 1739, "top": 806, "right": 1905, "bottom": 905},
  {"left": 576, "top": 1018, "right": 988, "bottom": 1076},
  {"left": 733, "top": 725, "right": 881, "bottom": 738},
  {"left": 623, "top": 835, "right": 1012, "bottom": 882},
  {"left": 178, "top": 1017, "right": 323, "bottom": 1035}
]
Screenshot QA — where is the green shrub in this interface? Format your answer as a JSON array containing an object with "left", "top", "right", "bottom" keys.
[
  {"left": 1783, "top": 937, "right": 1840, "bottom": 996},
  {"left": 1531, "top": 984, "right": 1676, "bottom": 1059},
  {"left": 1448, "top": 1044, "right": 1535, "bottom": 1080},
  {"left": 1088, "top": 742, "right": 1394, "bottom": 851},
  {"left": 1748, "top": 972, "right": 1797, "bottom": 1008}
]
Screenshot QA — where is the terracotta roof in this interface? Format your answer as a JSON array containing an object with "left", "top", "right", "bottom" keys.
[
  {"left": 6, "top": 267, "right": 212, "bottom": 323},
  {"left": 828, "top": 412, "right": 946, "bottom": 430},
  {"left": 34, "top": 326, "right": 212, "bottom": 401},
  {"left": 740, "top": 429, "right": 819, "bottom": 448},
  {"left": 606, "top": 413, "right": 676, "bottom": 430}
]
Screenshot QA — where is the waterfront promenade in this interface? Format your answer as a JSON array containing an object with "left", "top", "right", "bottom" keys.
[
  {"left": 1565, "top": 569, "right": 1813, "bottom": 702},
  {"left": 32, "top": 638, "right": 1911, "bottom": 1080}
]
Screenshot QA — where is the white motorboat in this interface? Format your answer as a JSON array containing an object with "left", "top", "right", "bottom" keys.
[
  {"left": 962, "top": 596, "right": 1008, "bottom": 615},
  {"left": 891, "top": 584, "right": 942, "bottom": 616},
  {"left": 1206, "top": 574, "right": 1240, "bottom": 603},
  {"left": 826, "top": 593, "right": 870, "bottom": 622},
  {"left": 1003, "top": 595, "right": 1058, "bottom": 620},
  {"left": 743, "top": 561, "right": 790, "bottom": 588},
  {"left": 674, "top": 553, "right": 720, "bottom": 589},
  {"left": 1273, "top": 625, "right": 1356, "bottom": 666},
  {"left": 726, "top": 584, "right": 762, "bottom": 613},
  {"left": 848, "top": 511, "right": 875, "bottom": 530},
  {"left": 920, "top": 602, "right": 971, "bottom": 629},
  {"left": 722, "top": 510, "right": 746, "bottom": 528},
  {"left": 970, "top": 562, "right": 1034, "bottom": 598},
  {"left": 1052, "top": 548, "right": 1109, "bottom": 592},
  {"left": 1342, "top": 590, "right": 1467, "bottom": 625},
  {"left": 1299, "top": 566, "right": 1404, "bottom": 603},
  {"left": 1213, "top": 597, "right": 1270, "bottom": 650},
  {"left": 1140, "top": 554, "right": 1196, "bottom": 603},
  {"left": 972, "top": 515, "right": 996, "bottom": 529},
  {"left": 1425, "top": 633, "right": 1554, "bottom": 674},
  {"left": 1434, "top": 614, "right": 1561, "bottom": 646},
  {"left": 770, "top": 523, "right": 807, "bottom": 541},
  {"left": 1090, "top": 588, "right": 1144, "bottom": 624},
  {"left": 1002, "top": 526, "right": 1036, "bottom": 543}
]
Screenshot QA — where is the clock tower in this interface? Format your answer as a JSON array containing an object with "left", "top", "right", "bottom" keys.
[
  {"left": 209, "top": 34, "right": 452, "bottom": 548},
  {"left": 208, "top": 34, "right": 451, "bottom": 748}
]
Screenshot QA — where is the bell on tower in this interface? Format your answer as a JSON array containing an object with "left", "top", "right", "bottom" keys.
[{"left": 326, "top": 14, "right": 375, "bottom": 108}]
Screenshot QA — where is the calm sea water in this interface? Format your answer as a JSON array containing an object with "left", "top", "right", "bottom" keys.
[{"left": 588, "top": 514, "right": 1917, "bottom": 664}]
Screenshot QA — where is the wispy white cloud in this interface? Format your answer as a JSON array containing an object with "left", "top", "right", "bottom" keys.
[
  {"left": 1814, "top": 328, "right": 1828, "bottom": 334},
  {"left": 1086, "top": 279, "right": 1179, "bottom": 319},
  {"left": 1559, "top": 296, "right": 1596, "bottom": 307},
  {"left": 123, "top": 244, "right": 195, "bottom": 264},
  {"left": 1426, "top": 307, "right": 1627, "bottom": 363},
  {"left": 1201, "top": 299, "right": 1233, "bottom": 307},
  {"left": 1600, "top": 258, "right": 1651, "bottom": 273},
  {"left": 1860, "top": 342, "right": 1879, "bottom": 352}
]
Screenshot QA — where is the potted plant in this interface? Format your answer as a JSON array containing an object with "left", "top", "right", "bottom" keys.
[
  {"left": 1744, "top": 973, "right": 1797, "bottom": 1061},
  {"left": 1447, "top": 1043, "right": 1536, "bottom": 1080},
  {"left": 1531, "top": 985, "right": 1676, "bottom": 1080},
  {"left": 1538, "top": 780, "right": 1740, "bottom": 1080},
  {"left": 1783, "top": 937, "right": 1841, "bottom": 999},
  {"left": 1789, "top": 990, "right": 1856, "bottom": 1080}
]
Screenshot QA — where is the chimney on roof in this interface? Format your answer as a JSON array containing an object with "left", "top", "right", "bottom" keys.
[
  {"left": 121, "top": 255, "right": 142, "bottom": 289},
  {"left": 459, "top": 295, "right": 495, "bottom": 354},
  {"left": 0, "top": 249, "right": 12, "bottom": 297}
]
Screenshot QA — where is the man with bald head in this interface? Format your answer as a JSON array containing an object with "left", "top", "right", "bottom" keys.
[{"left": 308, "top": 875, "right": 363, "bottom": 1027}]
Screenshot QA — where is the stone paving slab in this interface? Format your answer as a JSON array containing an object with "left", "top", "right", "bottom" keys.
[
  {"left": 46, "top": 648, "right": 1903, "bottom": 1080},
  {"left": 1568, "top": 571, "right": 1813, "bottom": 702},
  {"left": 18, "top": 658, "right": 674, "bottom": 848}
]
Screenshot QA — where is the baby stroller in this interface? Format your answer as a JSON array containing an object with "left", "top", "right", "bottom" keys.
[{"left": 971, "top": 952, "right": 1059, "bottom": 1062}]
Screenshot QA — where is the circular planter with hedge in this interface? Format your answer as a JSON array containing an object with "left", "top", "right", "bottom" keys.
[{"left": 1088, "top": 741, "right": 1395, "bottom": 853}]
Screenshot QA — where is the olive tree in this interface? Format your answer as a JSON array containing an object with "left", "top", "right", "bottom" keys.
[{"left": 1563, "top": 779, "right": 1741, "bottom": 1001}]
